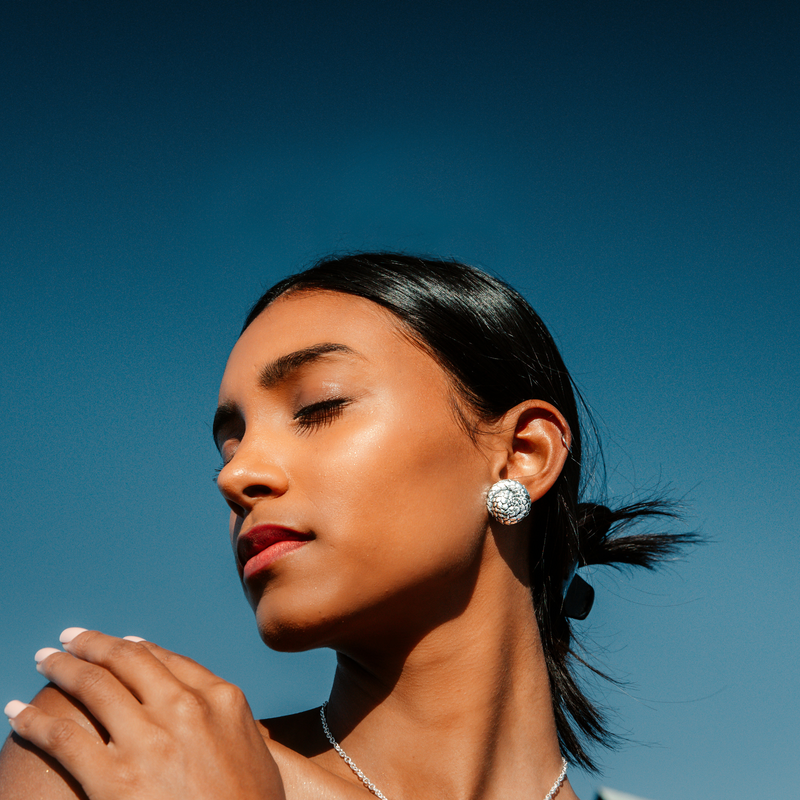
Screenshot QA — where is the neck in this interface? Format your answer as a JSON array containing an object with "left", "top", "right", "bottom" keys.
[{"left": 323, "top": 545, "right": 576, "bottom": 800}]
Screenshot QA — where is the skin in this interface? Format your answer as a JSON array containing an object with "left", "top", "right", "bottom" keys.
[{"left": 0, "top": 290, "right": 578, "bottom": 800}]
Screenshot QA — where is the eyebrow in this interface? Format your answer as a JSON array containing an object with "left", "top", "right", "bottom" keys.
[
  {"left": 212, "top": 342, "right": 360, "bottom": 449},
  {"left": 258, "top": 342, "right": 359, "bottom": 389}
]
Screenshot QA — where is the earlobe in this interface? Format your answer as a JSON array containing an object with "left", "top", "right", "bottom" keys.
[{"left": 493, "top": 401, "right": 571, "bottom": 504}]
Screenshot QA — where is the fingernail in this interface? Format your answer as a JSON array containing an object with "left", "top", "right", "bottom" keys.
[
  {"left": 123, "top": 636, "right": 146, "bottom": 643},
  {"left": 4, "top": 700, "right": 29, "bottom": 720},
  {"left": 59, "top": 627, "right": 87, "bottom": 645},
  {"left": 34, "top": 647, "right": 61, "bottom": 664}
]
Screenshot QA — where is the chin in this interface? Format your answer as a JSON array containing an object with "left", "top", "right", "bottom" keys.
[
  {"left": 253, "top": 600, "right": 343, "bottom": 653},
  {"left": 257, "top": 622, "right": 322, "bottom": 653}
]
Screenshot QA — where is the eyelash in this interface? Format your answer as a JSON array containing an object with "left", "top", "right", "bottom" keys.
[{"left": 293, "top": 397, "right": 350, "bottom": 432}]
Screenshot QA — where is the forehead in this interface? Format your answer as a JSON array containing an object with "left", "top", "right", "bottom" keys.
[{"left": 220, "top": 290, "right": 444, "bottom": 394}]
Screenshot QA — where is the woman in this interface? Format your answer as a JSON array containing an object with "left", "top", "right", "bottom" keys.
[{"left": 1, "top": 253, "right": 690, "bottom": 800}]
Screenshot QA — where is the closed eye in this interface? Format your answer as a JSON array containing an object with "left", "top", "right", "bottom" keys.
[{"left": 293, "top": 398, "right": 351, "bottom": 432}]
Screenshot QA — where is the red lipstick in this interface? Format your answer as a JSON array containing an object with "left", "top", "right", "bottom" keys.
[{"left": 238, "top": 525, "right": 313, "bottom": 580}]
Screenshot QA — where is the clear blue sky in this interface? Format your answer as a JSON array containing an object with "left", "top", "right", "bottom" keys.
[{"left": 1, "top": 2, "right": 798, "bottom": 798}]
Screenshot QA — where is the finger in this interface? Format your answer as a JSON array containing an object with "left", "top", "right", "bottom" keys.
[
  {"left": 62, "top": 629, "right": 229, "bottom": 704},
  {"left": 59, "top": 629, "right": 196, "bottom": 707},
  {"left": 115, "top": 635, "right": 228, "bottom": 691},
  {"left": 33, "top": 648, "right": 144, "bottom": 736},
  {"left": 5, "top": 699, "right": 109, "bottom": 791}
]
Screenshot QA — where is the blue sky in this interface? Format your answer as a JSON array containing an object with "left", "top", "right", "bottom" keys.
[{"left": 1, "top": 2, "right": 798, "bottom": 798}]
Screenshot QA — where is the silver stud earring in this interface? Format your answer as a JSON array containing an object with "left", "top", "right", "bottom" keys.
[{"left": 486, "top": 479, "right": 532, "bottom": 525}]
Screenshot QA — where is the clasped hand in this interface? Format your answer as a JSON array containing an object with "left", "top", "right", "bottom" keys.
[{"left": 5, "top": 629, "right": 285, "bottom": 800}]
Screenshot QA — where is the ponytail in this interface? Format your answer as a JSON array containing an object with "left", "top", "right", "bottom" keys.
[{"left": 576, "top": 501, "right": 692, "bottom": 569}]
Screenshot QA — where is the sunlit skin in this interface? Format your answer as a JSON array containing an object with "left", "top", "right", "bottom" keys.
[{"left": 0, "top": 290, "right": 579, "bottom": 800}]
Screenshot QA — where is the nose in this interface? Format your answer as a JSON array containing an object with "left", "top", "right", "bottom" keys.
[{"left": 215, "top": 436, "right": 290, "bottom": 519}]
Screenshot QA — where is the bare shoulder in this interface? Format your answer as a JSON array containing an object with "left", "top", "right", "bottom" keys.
[
  {"left": 0, "top": 683, "right": 105, "bottom": 800},
  {"left": 257, "top": 710, "right": 366, "bottom": 800},
  {"left": 259, "top": 708, "right": 328, "bottom": 758}
]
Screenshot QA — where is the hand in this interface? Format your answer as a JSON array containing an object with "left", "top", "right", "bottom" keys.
[{"left": 4, "top": 629, "right": 285, "bottom": 800}]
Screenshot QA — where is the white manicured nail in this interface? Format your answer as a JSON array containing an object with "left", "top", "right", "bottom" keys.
[
  {"left": 123, "top": 636, "right": 146, "bottom": 643},
  {"left": 59, "top": 627, "right": 87, "bottom": 644},
  {"left": 34, "top": 647, "right": 61, "bottom": 664},
  {"left": 4, "top": 700, "right": 29, "bottom": 720}
]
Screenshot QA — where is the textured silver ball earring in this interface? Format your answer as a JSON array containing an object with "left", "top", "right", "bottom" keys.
[{"left": 486, "top": 479, "right": 532, "bottom": 525}]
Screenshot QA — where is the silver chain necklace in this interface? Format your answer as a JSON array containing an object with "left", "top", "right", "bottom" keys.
[{"left": 319, "top": 702, "right": 569, "bottom": 800}]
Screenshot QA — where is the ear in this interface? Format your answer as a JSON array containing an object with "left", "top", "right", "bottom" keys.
[{"left": 490, "top": 401, "right": 571, "bottom": 503}]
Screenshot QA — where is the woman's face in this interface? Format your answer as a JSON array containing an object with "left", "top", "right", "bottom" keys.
[{"left": 214, "top": 291, "right": 497, "bottom": 654}]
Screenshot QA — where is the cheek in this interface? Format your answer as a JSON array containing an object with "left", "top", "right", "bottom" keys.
[{"left": 304, "top": 411, "right": 489, "bottom": 573}]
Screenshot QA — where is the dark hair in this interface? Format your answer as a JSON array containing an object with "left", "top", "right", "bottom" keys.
[{"left": 243, "top": 252, "right": 694, "bottom": 771}]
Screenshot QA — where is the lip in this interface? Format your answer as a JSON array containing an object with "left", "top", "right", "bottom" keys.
[{"left": 237, "top": 524, "right": 313, "bottom": 580}]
